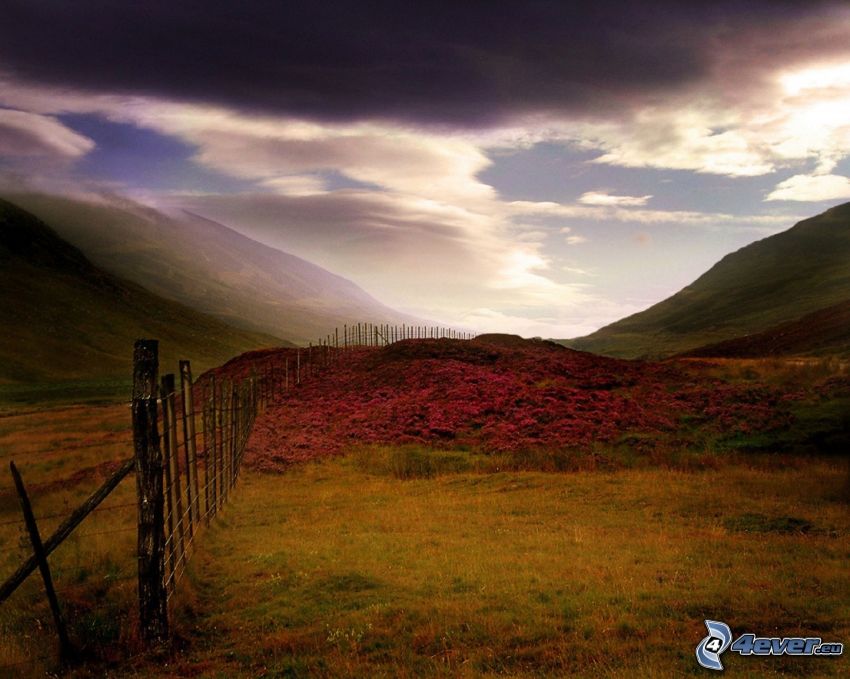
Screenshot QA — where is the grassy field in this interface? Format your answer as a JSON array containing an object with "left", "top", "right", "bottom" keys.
[
  {"left": 150, "top": 452, "right": 849, "bottom": 678},
  {"left": 0, "top": 402, "right": 139, "bottom": 675},
  {"left": 0, "top": 356, "right": 848, "bottom": 677}
]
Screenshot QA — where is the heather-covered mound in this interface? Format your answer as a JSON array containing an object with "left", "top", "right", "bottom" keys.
[{"left": 209, "top": 337, "right": 804, "bottom": 471}]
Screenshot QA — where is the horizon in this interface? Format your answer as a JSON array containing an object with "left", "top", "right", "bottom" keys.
[{"left": 2, "top": 2, "right": 850, "bottom": 337}]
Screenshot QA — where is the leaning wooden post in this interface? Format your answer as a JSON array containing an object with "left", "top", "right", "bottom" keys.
[
  {"left": 10, "top": 461, "right": 73, "bottom": 662},
  {"left": 179, "top": 361, "right": 200, "bottom": 536},
  {"left": 133, "top": 339, "right": 168, "bottom": 644}
]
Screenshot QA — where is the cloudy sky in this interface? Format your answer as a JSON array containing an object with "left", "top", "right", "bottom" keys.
[{"left": 1, "top": 1, "right": 850, "bottom": 337}]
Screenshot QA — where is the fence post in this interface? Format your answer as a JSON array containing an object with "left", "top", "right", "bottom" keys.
[
  {"left": 230, "top": 383, "right": 238, "bottom": 489},
  {"left": 9, "top": 461, "right": 74, "bottom": 662},
  {"left": 201, "top": 379, "right": 212, "bottom": 523},
  {"left": 161, "top": 375, "right": 186, "bottom": 581},
  {"left": 160, "top": 386, "right": 177, "bottom": 593},
  {"left": 133, "top": 339, "right": 168, "bottom": 644},
  {"left": 220, "top": 381, "right": 230, "bottom": 506},
  {"left": 211, "top": 376, "right": 219, "bottom": 516},
  {"left": 179, "top": 361, "right": 201, "bottom": 534}
]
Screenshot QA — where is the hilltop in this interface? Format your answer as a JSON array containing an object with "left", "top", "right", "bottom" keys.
[
  {"left": 203, "top": 335, "right": 816, "bottom": 470},
  {"left": 568, "top": 203, "right": 850, "bottom": 358}
]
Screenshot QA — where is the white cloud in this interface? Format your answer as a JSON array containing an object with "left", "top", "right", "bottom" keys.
[
  {"left": 262, "top": 175, "right": 328, "bottom": 196},
  {"left": 456, "top": 295, "right": 646, "bottom": 339},
  {"left": 565, "top": 234, "right": 588, "bottom": 245},
  {"left": 562, "top": 265, "right": 594, "bottom": 276},
  {"left": 579, "top": 191, "right": 652, "bottom": 207},
  {"left": 508, "top": 199, "right": 798, "bottom": 228},
  {"left": 765, "top": 173, "right": 850, "bottom": 201},
  {"left": 0, "top": 108, "right": 94, "bottom": 158}
]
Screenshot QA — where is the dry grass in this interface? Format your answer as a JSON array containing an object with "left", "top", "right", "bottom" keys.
[
  {"left": 156, "top": 453, "right": 850, "bottom": 678},
  {"left": 0, "top": 403, "right": 138, "bottom": 677}
]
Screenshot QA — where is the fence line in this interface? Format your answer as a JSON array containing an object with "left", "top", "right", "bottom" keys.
[{"left": 0, "top": 321, "right": 474, "bottom": 665}]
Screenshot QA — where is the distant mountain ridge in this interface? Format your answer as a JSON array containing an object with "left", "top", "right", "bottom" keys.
[
  {"left": 0, "top": 198, "right": 284, "bottom": 388},
  {"left": 5, "top": 193, "right": 419, "bottom": 345},
  {"left": 568, "top": 202, "right": 850, "bottom": 358}
]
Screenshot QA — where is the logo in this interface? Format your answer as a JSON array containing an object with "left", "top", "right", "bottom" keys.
[
  {"left": 696, "top": 620, "right": 844, "bottom": 671},
  {"left": 696, "top": 620, "right": 733, "bottom": 670}
]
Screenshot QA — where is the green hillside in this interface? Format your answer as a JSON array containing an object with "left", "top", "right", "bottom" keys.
[
  {"left": 568, "top": 202, "right": 850, "bottom": 358},
  {"left": 0, "top": 199, "right": 286, "bottom": 403}
]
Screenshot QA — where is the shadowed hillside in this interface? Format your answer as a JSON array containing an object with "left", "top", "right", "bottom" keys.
[
  {"left": 683, "top": 299, "right": 850, "bottom": 358},
  {"left": 0, "top": 199, "right": 285, "bottom": 398},
  {"left": 568, "top": 203, "right": 850, "bottom": 358}
]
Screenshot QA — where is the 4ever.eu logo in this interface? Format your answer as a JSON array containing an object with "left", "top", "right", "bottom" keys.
[{"left": 696, "top": 620, "right": 844, "bottom": 671}]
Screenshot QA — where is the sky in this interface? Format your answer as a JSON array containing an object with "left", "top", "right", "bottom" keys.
[{"left": 1, "top": 1, "right": 850, "bottom": 337}]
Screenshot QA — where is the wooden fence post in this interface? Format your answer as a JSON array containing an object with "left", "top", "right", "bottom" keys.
[
  {"left": 160, "top": 387, "right": 177, "bottom": 593},
  {"left": 161, "top": 375, "right": 186, "bottom": 578},
  {"left": 211, "top": 375, "right": 220, "bottom": 515},
  {"left": 218, "top": 381, "right": 229, "bottom": 507},
  {"left": 201, "top": 380, "right": 212, "bottom": 522},
  {"left": 9, "top": 461, "right": 73, "bottom": 662},
  {"left": 230, "top": 383, "right": 238, "bottom": 489},
  {"left": 179, "top": 361, "right": 201, "bottom": 533},
  {"left": 133, "top": 339, "right": 168, "bottom": 644}
]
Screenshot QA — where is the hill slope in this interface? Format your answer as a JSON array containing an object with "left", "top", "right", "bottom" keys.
[
  {"left": 0, "top": 199, "right": 284, "bottom": 389},
  {"left": 569, "top": 203, "right": 850, "bottom": 358},
  {"left": 5, "top": 193, "right": 418, "bottom": 345},
  {"left": 202, "top": 336, "right": 800, "bottom": 469},
  {"left": 682, "top": 299, "right": 850, "bottom": 358}
]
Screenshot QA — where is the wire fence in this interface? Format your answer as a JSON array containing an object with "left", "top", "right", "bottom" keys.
[{"left": 0, "top": 321, "right": 473, "bottom": 671}]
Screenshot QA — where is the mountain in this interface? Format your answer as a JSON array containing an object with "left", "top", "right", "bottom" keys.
[
  {"left": 5, "top": 193, "right": 418, "bottom": 345},
  {"left": 682, "top": 299, "right": 850, "bottom": 359},
  {"left": 568, "top": 202, "right": 850, "bottom": 358},
  {"left": 0, "top": 198, "right": 285, "bottom": 392}
]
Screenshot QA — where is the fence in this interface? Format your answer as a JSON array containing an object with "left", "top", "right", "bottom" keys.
[{"left": 0, "top": 322, "right": 472, "bottom": 664}]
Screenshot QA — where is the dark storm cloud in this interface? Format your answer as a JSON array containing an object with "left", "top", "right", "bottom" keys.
[{"left": 0, "top": 1, "right": 842, "bottom": 126}]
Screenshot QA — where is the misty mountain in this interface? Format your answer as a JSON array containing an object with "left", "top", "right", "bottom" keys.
[
  {"left": 6, "top": 193, "right": 418, "bottom": 345},
  {"left": 567, "top": 202, "right": 850, "bottom": 358},
  {"left": 0, "top": 198, "right": 284, "bottom": 389}
]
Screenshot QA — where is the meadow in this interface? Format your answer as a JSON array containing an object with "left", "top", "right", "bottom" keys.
[
  {"left": 158, "top": 451, "right": 849, "bottom": 678},
  {"left": 0, "top": 350, "right": 847, "bottom": 677}
]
